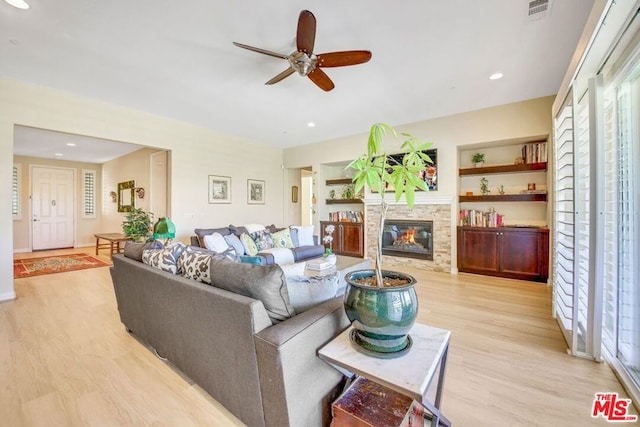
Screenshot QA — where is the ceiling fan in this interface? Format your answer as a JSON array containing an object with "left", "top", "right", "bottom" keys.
[{"left": 233, "top": 10, "right": 372, "bottom": 91}]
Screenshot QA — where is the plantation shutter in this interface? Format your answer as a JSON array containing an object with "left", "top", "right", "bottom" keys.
[
  {"left": 553, "top": 96, "right": 575, "bottom": 348},
  {"left": 12, "top": 164, "right": 21, "bottom": 219},
  {"left": 83, "top": 170, "right": 96, "bottom": 218}
]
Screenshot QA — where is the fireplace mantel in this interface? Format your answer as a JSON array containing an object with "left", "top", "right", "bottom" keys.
[{"left": 362, "top": 194, "right": 455, "bottom": 206}]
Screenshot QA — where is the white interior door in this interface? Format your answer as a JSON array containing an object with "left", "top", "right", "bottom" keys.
[
  {"left": 150, "top": 151, "right": 168, "bottom": 219},
  {"left": 32, "top": 166, "right": 74, "bottom": 250}
]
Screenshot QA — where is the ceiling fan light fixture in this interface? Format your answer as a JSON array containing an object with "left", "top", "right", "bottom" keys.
[
  {"left": 489, "top": 72, "right": 504, "bottom": 80},
  {"left": 3, "top": 0, "right": 30, "bottom": 10}
]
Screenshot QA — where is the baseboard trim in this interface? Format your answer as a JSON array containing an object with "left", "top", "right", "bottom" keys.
[
  {"left": 0, "top": 291, "right": 16, "bottom": 302},
  {"left": 13, "top": 248, "right": 30, "bottom": 254}
]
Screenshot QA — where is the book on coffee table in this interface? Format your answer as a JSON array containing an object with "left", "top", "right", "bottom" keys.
[{"left": 306, "top": 260, "right": 333, "bottom": 270}]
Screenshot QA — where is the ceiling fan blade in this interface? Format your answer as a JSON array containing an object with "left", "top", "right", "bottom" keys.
[
  {"left": 317, "top": 51, "right": 372, "bottom": 67},
  {"left": 308, "top": 68, "right": 335, "bottom": 92},
  {"left": 232, "top": 42, "right": 288, "bottom": 60},
  {"left": 265, "top": 67, "right": 296, "bottom": 85},
  {"left": 297, "top": 10, "right": 316, "bottom": 54}
]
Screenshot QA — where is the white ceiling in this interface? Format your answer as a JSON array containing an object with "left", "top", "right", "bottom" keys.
[{"left": 3, "top": 0, "right": 594, "bottom": 161}]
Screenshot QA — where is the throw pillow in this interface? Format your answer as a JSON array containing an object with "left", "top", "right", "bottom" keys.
[
  {"left": 194, "top": 227, "right": 231, "bottom": 248},
  {"left": 178, "top": 246, "right": 216, "bottom": 284},
  {"left": 142, "top": 242, "right": 186, "bottom": 274},
  {"left": 224, "top": 233, "right": 245, "bottom": 256},
  {"left": 250, "top": 230, "right": 275, "bottom": 252},
  {"left": 123, "top": 239, "right": 163, "bottom": 262},
  {"left": 271, "top": 228, "right": 294, "bottom": 249},
  {"left": 228, "top": 224, "right": 249, "bottom": 237},
  {"left": 291, "top": 225, "right": 314, "bottom": 246},
  {"left": 285, "top": 272, "right": 340, "bottom": 313},
  {"left": 209, "top": 257, "right": 295, "bottom": 323},
  {"left": 289, "top": 226, "right": 300, "bottom": 247},
  {"left": 240, "top": 233, "right": 259, "bottom": 256},
  {"left": 203, "top": 232, "right": 230, "bottom": 253},
  {"left": 244, "top": 223, "right": 266, "bottom": 233}
]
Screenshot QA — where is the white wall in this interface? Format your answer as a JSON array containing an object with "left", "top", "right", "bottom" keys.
[{"left": 1, "top": 78, "right": 284, "bottom": 301}]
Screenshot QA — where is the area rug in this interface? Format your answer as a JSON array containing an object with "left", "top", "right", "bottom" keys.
[{"left": 14, "top": 253, "right": 111, "bottom": 279}]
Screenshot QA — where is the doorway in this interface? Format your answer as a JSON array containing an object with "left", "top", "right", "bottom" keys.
[
  {"left": 301, "top": 168, "right": 313, "bottom": 226},
  {"left": 31, "top": 166, "right": 75, "bottom": 250}
]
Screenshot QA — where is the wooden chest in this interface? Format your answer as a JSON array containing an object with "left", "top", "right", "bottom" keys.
[{"left": 331, "top": 377, "right": 415, "bottom": 427}]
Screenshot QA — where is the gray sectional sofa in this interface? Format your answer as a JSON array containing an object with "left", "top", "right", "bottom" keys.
[{"left": 110, "top": 252, "right": 350, "bottom": 426}]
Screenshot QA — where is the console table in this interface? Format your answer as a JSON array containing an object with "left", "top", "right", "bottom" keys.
[
  {"left": 319, "top": 322, "right": 451, "bottom": 427},
  {"left": 94, "top": 233, "right": 131, "bottom": 257}
]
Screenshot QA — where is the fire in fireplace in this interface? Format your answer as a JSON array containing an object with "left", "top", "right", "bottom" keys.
[{"left": 381, "top": 220, "right": 433, "bottom": 261}]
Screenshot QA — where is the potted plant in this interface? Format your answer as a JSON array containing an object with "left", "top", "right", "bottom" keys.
[
  {"left": 472, "top": 152, "right": 485, "bottom": 167},
  {"left": 345, "top": 123, "right": 432, "bottom": 357},
  {"left": 122, "top": 208, "right": 153, "bottom": 242}
]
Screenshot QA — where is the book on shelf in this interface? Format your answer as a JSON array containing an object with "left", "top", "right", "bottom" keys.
[
  {"left": 459, "top": 209, "right": 504, "bottom": 227},
  {"left": 329, "top": 210, "right": 363, "bottom": 222},
  {"left": 306, "top": 260, "right": 333, "bottom": 270},
  {"left": 519, "top": 189, "right": 547, "bottom": 194},
  {"left": 521, "top": 142, "right": 547, "bottom": 164}
]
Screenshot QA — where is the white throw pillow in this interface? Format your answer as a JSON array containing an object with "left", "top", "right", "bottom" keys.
[
  {"left": 203, "top": 232, "right": 230, "bottom": 253},
  {"left": 291, "top": 225, "right": 314, "bottom": 246},
  {"left": 244, "top": 223, "right": 266, "bottom": 233}
]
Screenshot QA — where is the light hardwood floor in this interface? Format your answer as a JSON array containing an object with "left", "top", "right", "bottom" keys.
[{"left": 3, "top": 248, "right": 638, "bottom": 426}]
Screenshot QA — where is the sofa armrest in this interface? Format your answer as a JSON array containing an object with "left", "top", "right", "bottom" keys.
[{"left": 254, "top": 297, "right": 350, "bottom": 427}]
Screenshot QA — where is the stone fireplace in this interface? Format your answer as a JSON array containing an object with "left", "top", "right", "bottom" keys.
[
  {"left": 364, "top": 198, "right": 452, "bottom": 273},
  {"left": 382, "top": 220, "right": 433, "bottom": 261}
]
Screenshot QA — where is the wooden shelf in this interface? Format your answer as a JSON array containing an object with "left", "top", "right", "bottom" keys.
[
  {"left": 459, "top": 162, "right": 547, "bottom": 176},
  {"left": 459, "top": 194, "right": 547, "bottom": 202},
  {"left": 326, "top": 178, "right": 353, "bottom": 185},
  {"left": 326, "top": 198, "right": 363, "bottom": 204}
]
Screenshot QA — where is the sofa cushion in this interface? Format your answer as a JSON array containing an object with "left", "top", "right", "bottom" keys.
[
  {"left": 224, "top": 233, "right": 245, "bottom": 256},
  {"left": 291, "top": 245, "right": 325, "bottom": 262},
  {"left": 258, "top": 247, "right": 295, "bottom": 265},
  {"left": 285, "top": 272, "right": 341, "bottom": 313},
  {"left": 291, "top": 225, "right": 314, "bottom": 246},
  {"left": 123, "top": 239, "right": 163, "bottom": 262},
  {"left": 272, "top": 228, "right": 294, "bottom": 249},
  {"left": 251, "top": 230, "right": 275, "bottom": 251},
  {"left": 194, "top": 227, "right": 231, "bottom": 247},
  {"left": 203, "top": 232, "right": 231, "bottom": 253},
  {"left": 240, "top": 233, "right": 259, "bottom": 256},
  {"left": 142, "top": 242, "right": 187, "bottom": 274},
  {"left": 209, "top": 257, "right": 295, "bottom": 323}
]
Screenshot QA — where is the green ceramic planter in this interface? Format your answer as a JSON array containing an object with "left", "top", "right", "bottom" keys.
[{"left": 343, "top": 269, "right": 418, "bottom": 358}]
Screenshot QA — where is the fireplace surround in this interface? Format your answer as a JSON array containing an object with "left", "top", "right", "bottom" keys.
[{"left": 382, "top": 220, "right": 433, "bottom": 260}]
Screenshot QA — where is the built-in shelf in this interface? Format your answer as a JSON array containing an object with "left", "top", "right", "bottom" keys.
[
  {"left": 326, "top": 198, "right": 363, "bottom": 204},
  {"left": 459, "top": 194, "right": 547, "bottom": 202},
  {"left": 459, "top": 162, "right": 547, "bottom": 176},
  {"left": 326, "top": 178, "right": 353, "bottom": 185}
]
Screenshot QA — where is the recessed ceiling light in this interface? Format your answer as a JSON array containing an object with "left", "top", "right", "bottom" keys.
[
  {"left": 307, "top": 122, "right": 316, "bottom": 128},
  {"left": 489, "top": 73, "right": 504, "bottom": 80},
  {"left": 66, "top": 143, "right": 76, "bottom": 147},
  {"left": 3, "top": 0, "right": 30, "bottom": 10},
  {"left": 54, "top": 153, "right": 63, "bottom": 157}
]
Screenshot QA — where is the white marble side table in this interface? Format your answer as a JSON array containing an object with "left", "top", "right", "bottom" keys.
[{"left": 319, "top": 322, "right": 452, "bottom": 427}]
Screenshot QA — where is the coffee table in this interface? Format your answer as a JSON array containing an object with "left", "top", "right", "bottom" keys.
[{"left": 319, "top": 322, "right": 452, "bottom": 427}]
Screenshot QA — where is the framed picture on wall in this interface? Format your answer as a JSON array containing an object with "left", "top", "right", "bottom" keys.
[
  {"left": 247, "top": 179, "right": 265, "bottom": 204},
  {"left": 208, "top": 175, "right": 231, "bottom": 204},
  {"left": 371, "top": 148, "right": 438, "bottom": 192}
]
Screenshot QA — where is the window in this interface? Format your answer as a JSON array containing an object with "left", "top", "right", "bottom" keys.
[
  {"left": 12, "top": 163, "right": 22, "bottom": 220},
  {"left": 82, "top": 169, "right": 96, "bottom": 218}
]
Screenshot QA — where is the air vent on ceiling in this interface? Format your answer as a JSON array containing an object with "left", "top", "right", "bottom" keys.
[{"left": 528, "top": 0, "right": 552, "bottom": 21}]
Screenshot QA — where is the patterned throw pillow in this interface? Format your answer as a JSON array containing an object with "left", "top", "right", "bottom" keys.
[
  {"left": 250, "top": 230, "right": 274, "bottom": 252},
  {"left": 240, "top": 233, "right": 259, "bottom": 256},
  {"left": 178, "top": 246, "right": 215, "bottom": 284},
  {"left": 142, "top": 242, "right": 186, "bottom": 274},
  {"left": 271, "top": 228, "right": 294, "bottom": 249}
]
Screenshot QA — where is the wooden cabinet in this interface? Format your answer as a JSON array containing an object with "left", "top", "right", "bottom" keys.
[
  {"left": 320, "top": 221, "right": 364, "bottom": 258},
  {"left": 457, "top": 226, "right": 549, "bottom": 282}
]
